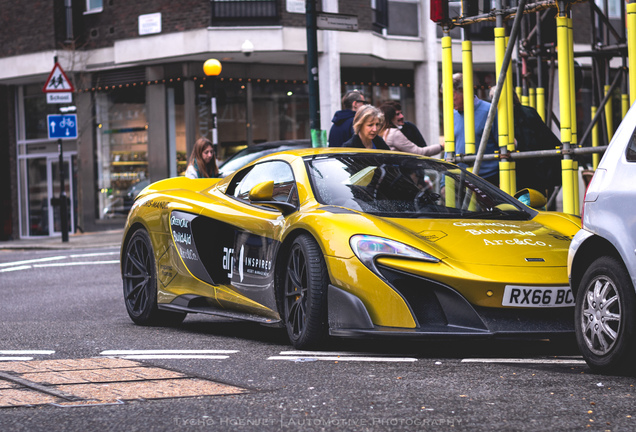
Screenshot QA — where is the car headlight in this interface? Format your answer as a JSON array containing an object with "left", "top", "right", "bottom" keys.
[{"left": 350, "top": 235, "right": 439, "bottom": 277}]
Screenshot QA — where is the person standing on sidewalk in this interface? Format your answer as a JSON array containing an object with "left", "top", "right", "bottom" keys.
[{"left": 328, "top": 90, "right": 366, "bottom": 147}]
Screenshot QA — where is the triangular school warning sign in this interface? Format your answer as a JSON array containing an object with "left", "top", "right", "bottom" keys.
[{"left": 43, "top": 62, "right": 75, "bottom": 93}]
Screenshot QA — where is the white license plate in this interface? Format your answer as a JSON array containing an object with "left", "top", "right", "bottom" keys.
[{"left": 502, "top": 286, "right": 574, "bottom": 308}]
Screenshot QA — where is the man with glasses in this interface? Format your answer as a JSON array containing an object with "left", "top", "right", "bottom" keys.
[{"left": 328, "top": 90, "right": 366, "bottom": 147}]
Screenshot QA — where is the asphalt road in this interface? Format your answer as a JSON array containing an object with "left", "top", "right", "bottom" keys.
[{"left": 1, "top": 246, "right": 635, "bottom": 431}]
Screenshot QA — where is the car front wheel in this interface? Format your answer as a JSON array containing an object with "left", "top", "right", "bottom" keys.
[
  {"left": 282, "top": 234, "right": 329, "bottom": 349},
  {"left": 122, "top": 229, "right": 186, "bottom": 326},
  {"left": 575, "top": 255, "right": 636, "bottom": 374}
]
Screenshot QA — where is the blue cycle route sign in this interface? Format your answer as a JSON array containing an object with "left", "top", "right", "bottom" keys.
[{"left": 47, "top": 114, "right": 78, "bottom": 139}]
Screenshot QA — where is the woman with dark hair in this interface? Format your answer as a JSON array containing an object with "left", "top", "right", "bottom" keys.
[
  {"left": 379, "top": 103, "right": 443, "bottom": 156},
  {"left": 185, "top": 137, "right": 218, "bottom": 178},
  {"left": 342, "top": 105, "right": 390, "bottom": 150}
]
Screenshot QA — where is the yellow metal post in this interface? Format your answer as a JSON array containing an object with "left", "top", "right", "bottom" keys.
[
  {"left": 591, "top": 106, "right": 600, "bottom": 168},
  {"left": 500, "top": 160, "right": 511, "bottom": 194},
  {"left": 529, "top": 87, "right": 536, "bottom": 109},
  {"left": 569, "top": 18, "right": 579, "bottom": 215},
  {"left": 442, "top": 35, "right": 455, "bottom": 154},
  {"left": 557, "top": 15, "right": 574, "bottom": 214},
  {"left": 568, "top": 18, "right": 577, "bottom": 146},
  {"left": 628, "top": 3, "right": 636, "bottom": 106},
  {"left": 445, "top": 177, "right": 456, "bottom": 208},
  {"left": 604, "top": 84, "right": 614, "bottom": 142},
  {"left": 462, "top": 40, "right": 476, "bottom": 155},
  {"left": 536, "top": 87, "right": 546, "bottom": 122},
  {"left": 506, "top": 37, "right": 516, "bottom": 194},
  {"left": 622, "top": 93, "right": 629, "bottom": 119},
  {"left": 572, "top": 159, "right": 579, "bottom": 216},
  {"left": 506, "top": 37, "right": 515, "bottom": 152},
  {"left": 516, "top": 86, "right": 523, "bottom": 104},
  {"left": 562, "top": 159, "right": 574, "bottom": 213},
  {"left": 495, "top": 27, "right": 509, "bottom": 192}
]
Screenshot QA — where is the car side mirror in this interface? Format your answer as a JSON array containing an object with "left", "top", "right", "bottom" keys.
[
  {"left": 514, "top": 188, "right": 547, "bottom": 209},
  {"left": 249, "top": 181, "right": 296, "bottom": 215}
]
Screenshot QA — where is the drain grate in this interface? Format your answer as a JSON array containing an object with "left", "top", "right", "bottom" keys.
[{"left": 0, "top": 358, "right": 245, "bottom": 408}]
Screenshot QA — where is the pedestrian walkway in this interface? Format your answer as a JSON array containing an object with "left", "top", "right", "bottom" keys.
[{"left": 0, "top": 229, "right": 124, "bottom": 251}]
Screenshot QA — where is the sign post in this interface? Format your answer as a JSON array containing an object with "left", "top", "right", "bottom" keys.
[{"left": 47, "top": 114, "right": 77, "bottom": 242}]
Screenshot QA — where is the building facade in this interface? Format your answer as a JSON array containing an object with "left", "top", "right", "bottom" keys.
[{"left": 0, "top": 0, "right": 440, "bottom": 239}]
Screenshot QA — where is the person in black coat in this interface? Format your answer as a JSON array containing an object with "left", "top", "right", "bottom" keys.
[
  {"left": 342, "top": 105, "right": 390, "bottom": 150},
  {"left": 328, "top": 90, "right": 367, "bottom": 147},
  {"left": 512, "top": 94, "right": 562, "bottom": 198}
]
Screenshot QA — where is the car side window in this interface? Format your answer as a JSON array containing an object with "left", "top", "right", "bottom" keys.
[
  {"left": 627, "top": 128, "right": 636, "bottom": 162},
  {"left": 229, "top": 161, "right": 298, "bottom": 206}
]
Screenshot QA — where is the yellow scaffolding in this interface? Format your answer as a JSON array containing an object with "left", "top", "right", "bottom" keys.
[{"left": 435, "top": 0, "right": 621, "bottom": 216}]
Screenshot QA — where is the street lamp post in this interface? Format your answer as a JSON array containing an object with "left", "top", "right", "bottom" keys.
[{"left": 203, "top": 59, "right": 222, "bottom": 149}]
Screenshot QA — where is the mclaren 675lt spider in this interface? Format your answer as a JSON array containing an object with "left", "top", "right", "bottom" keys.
[{"left": 121, "top": 148, "right": 581, "bottom": 349}]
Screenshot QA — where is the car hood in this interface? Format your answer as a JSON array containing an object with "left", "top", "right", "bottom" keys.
[{"left": 386, "top": 218, "right": 571, "bottom": 267}]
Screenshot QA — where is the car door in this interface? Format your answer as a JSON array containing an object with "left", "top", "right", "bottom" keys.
[{"left": 223, "top": 160, "right": 299, "bottom": 311}]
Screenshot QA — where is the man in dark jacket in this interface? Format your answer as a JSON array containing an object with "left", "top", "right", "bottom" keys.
[
  {"left": 328, "top": 90, "right": 366, "bottom": 147},
  {"left": 512, "top": 95, "right": 562, "bottom": 199}
]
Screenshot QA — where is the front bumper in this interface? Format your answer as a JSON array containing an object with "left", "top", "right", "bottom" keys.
[{"left": 327, "top": 265, "right": 574, "bottom": 339}]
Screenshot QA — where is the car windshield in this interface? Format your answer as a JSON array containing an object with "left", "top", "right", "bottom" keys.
[{"left": 305, "top": 153, "right": 533, "bottom": 220}]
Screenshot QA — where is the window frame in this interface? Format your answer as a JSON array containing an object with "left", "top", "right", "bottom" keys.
[
  {"left": 84, "top": 0, "right": 103, "bottom": 15},
  {"left": 227, "top": 160, "right": 299, "bottom": 209}
]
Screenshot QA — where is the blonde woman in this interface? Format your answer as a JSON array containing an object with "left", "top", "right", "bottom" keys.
[
  {"left": 342, "top": 105, "right": 390, "bottom": 149},
  {"left": 379, "top": 103, "right": 443, "bottom": 156},
  {"left": 185, "top": 137, "right": 219, "bottom": 178}
]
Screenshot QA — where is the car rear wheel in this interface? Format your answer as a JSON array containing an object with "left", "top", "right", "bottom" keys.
[
  {"left": 122, "top": 229, "right": 186, "bottom": 326},
  {"left": 282, "top": 234, "right": 328, "bottom": 349},
  {"left": 575, "top": 256, "right": 636, "bottom": 374}
]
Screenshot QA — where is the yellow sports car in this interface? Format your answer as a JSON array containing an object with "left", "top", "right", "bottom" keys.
[{"left": 121, "top": 148, "right": 580, "bottom": 348}]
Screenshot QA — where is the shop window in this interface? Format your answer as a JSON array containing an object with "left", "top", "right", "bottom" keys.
[
  {"left": 195, "top": 81, "right": 309, "bottom": 162},
  {"left": 22, "top": 84, "right": 65, "bottom": 141},
  {"left": 95, "top": 87, "right": 148, "bottom": 219},
  {"left": 167, "top": 85, "right": 186, "bottom": 177}
]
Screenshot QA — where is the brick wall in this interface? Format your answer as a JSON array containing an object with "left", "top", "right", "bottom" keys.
[
  {"left": 0, "top": 0, "right": 56, "bottom": 57},
  {"left": 81, "top": 0, "right": 210, "bottom": 50},
  {"left": 1, "top": 0, "right": 382, "bottom": 57}
]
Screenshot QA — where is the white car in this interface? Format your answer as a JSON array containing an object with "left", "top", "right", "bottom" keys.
[{"left": 568, "top": 106, "right": 636, "bottom": 374}]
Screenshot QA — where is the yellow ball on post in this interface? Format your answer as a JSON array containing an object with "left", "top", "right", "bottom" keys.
[{"left": 203, "top": 59, "right": 222, "bottom": 76}]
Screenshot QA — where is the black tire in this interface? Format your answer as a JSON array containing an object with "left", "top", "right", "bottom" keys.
[
  {"left": 122, "top": 229, "right": 186, "bottom": 326},
  {"left": 282, "top": 234, "right": 329, "bottom": 349},
  {"left": 574, "top": 255, "right": 636, "bottom": 374}
]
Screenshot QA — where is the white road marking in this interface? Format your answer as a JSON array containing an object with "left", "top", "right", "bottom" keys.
[
  {"left": 100, "top": 350, "right": 238, "bottom": 355},
  {"left": 0, "top": 252, "right": 120, "bottom": 273},
  {"left": 69, "top": 252, "right": 119, "bottom": 258},
  {"left": 268, "top": 355, "right": 417, "bottom": 362},
  {"left": 100, "top": 349, "right": 239, "bottom": 360},
  {"left": 0, "top": 265, "right": 32, "bottom": 273},
  {"left": 0, "top": 256, "right": 66, "bottom": 267},
  {"left": 0, "top": 350, "right": 55, "bottom": 362},
  {"left": 461, "top": 358, "right": 587, "bottom": 365},
  {"left": 270, "top": 351, "right": 417, "bottom": 362},
  {"left": 110, "top": 355, "right": 231, "bottom": 360},
  {"left": 33, "top": 260, "right": 119, "bottom": 268}
]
